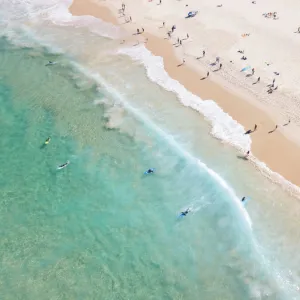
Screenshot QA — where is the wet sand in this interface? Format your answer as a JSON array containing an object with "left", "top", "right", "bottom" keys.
[{"left": 69, "top": 0, "right": 300, "bottom": 188}]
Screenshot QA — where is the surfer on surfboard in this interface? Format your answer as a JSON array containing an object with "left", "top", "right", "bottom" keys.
[
  {"left": 57, "top": 161, "right": 70, "bottom": 170},
  {"left": 180, "top": 208, "right": 191, "bottom": 217},
  {"left": 144, "top": 168, "right": 155, "bottom": 174}
]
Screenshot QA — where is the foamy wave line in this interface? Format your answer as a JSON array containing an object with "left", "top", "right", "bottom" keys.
[
  {"left": 70, "top": 61, "right": 252, "bottom": 229},
  {"left": 250, "top": 157, "right": 300, "bottom": 198},
  {"left": 118, "top": 45, "right": 300, "bottom": 198},
  {"left": 118, "top": 45, "right": 251, "bottom": 152},
  {"left": 0, "top": 0, "right": 122, "bottom": 40}
]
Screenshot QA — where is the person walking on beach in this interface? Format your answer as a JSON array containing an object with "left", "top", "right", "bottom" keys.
[
  {"left": 206, "top": 71, "right": 210, "bottom": 78},
  {"left": 142, "top": 28, "right": 145, "bottom": 33},
  {"left": 219, "top": 63, "right": 223, "bottom": 70},
  {"left": 186, "top": 33, "right": 189, "bottom": 39},
  {"left": 244, "top": 124, "right": 257, "bottom": 135},
  {"left": 245, "top": 150, "right": 250, "bottom": 158},
  {"left": 177, "top": 59, "right": 185, "bottom": 67},
  {"left": 268, "top": 125, "right": 278, "bottom": 134},
  {"left": 203, "top": 50, "right": 206, "bottom": 57},
  {"left": 252, "top": 76, "right": 260, "bottom": 85},
  {"left": 179, "top": 40, "right": 182, "bottom": 45},
  {"left": 283, "top": 119, "right": 291, "bottom": 126},
  {"left": 251, "top": 68, "right": 255, "bottom": 75}
]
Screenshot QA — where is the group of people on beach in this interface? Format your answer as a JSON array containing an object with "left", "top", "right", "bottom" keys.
[{"left": 117, "top": 2, "right": 295, "bottom": 163}]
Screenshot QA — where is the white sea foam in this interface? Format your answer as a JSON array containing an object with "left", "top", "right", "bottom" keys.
[
  {"left": 0, "top": 0, "right": 122, "bottom": 39},
  {"left": 251, "top": 156, "right": 300, "bottom": 198},
  {"left": 118, "top": 45, "right": 251, "bottom": 152}
]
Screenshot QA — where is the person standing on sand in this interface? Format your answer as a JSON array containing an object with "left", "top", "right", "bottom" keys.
[
  {"left": 186, "top": 33, "right": 189, "bottom": 39},
  {"left": 245, "top": 150, "right": 250, "bottom": 158},
  {"left": 252, "top": 68, "right": 255, "bottom": 75},
  {"left": 142, "top": 28, "right": 145, "bottom": 33},
  {"left": 219, "top": 63, "right": 223, "bottom": 69},
  {"left": 254, "top": 124, "right": 257, "bottom": 131},
  {"left": 206, "top": 71, "right": 210, "bottom": 77},
  {"left": 283, "top": 119, "right": 291, "bottom": 126},
  {"left": 179, "top": 40, "right": 182, "bottom": 45}
]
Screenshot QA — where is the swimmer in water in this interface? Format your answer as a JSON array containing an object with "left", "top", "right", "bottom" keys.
[{"left": 145, "top": 168, "right": 155, "bottom": 174}]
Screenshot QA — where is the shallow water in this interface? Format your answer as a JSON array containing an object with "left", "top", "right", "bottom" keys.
[{"left": 1, "top": 2, "right": 300, "bottom": 299}]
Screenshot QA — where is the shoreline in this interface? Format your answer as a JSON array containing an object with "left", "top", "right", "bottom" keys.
[{"left": 69, "top": 0, "right": 300, "bottom": 188}]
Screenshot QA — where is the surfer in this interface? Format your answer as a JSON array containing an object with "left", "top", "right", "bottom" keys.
[
  {"left": 180, "top": 208, "right": 190, "bottom": 217},
  {"left": 44, "top": 137, "right": 51, "bottom": 145},
  {"left": 145, "top": 168, "right": 155, "bottom": 174},
  {"left": 46, "top": 61, "right": 56, "bottom": 66},
  {"left": 57, "top": 161, "right": 70, "bottom": 170}
]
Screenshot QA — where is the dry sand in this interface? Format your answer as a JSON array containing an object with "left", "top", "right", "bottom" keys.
[{"left": 69, "top": 0, "right": 300, "bottom": 188}]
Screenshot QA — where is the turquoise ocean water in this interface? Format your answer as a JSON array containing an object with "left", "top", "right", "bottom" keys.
[{"left": 1, "top": 3, "right": 300, "bottom": 299}]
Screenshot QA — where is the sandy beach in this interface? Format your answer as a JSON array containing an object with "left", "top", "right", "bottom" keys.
[{"left": 70, "top": 0, "right": 300, "bottom": 188}]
